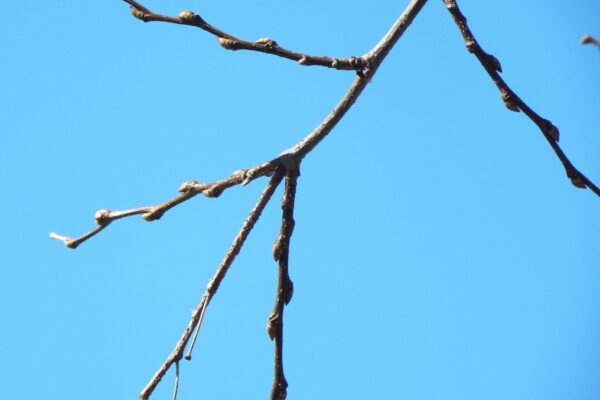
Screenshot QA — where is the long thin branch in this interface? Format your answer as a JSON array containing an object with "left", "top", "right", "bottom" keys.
[
  {"left": 50, "top": 161, "right": 277, "bottom": 248},
  {"left": 122, "top": 0, "right": 368, "bottom": 72},
  {"left": 284, "top": 0, "right": 430, "bottom": 161},
  {"left": 443, "top": 0, "right": 599, "bottom": 195},
  {"left": 139, "top": 169, "right": 285, "bottom": 400},
  {"left": 267, "top": 169, "right": 299, "bottom": 400}
]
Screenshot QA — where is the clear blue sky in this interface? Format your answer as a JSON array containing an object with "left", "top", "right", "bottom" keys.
[{"left": 1, "top": 1, "right": 599, "bottom": 399}]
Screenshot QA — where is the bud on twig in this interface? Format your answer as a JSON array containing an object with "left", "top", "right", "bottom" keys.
[
  {"left": 500, "top": 89, "right": 519, "bottom": 112},
  {"left": 487, "top": 53, "right": 502, "bottom": 72},
  {"left": 94, "top": 209, "right": 111, "bottom": 226},
  {"left": 569, "top": 175, "right": 587, "bottom": 189},
  {"left": 130, "top": 7, "right": 148, "bottom": 22},
  {"left": 546, "top": 122, "right": 560, "bottom": 142},
  {"left": 255, "top": 38, "right": 278, "bottom": 48},
  {"left": 266, "top": 315, "right": 278, "bottom": 340},
  {"left": 218, "top": 37, "right": 237, "bottom": 50},
  {"left": 177, "top": 10, "right": 203, "bottom": 24}
]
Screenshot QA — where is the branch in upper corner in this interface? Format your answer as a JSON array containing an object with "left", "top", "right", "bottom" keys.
[
  {"left": 49, "top": 161, "right": 278, "bottom": 249},
  {"left": 581, "top": 35, "right": 600, "bottom": 51},
  {"left": 442, "top": 0, "right": 599, "bottom": 196},
  {"left": 122, "top": 0, "right": 369, "bottom": 73}
]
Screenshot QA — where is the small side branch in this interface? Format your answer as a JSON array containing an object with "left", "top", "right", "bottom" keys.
[
  {"left": 50, "top": 161, "right": 277, "bottom": 248},
  {"left": 443, "top": 0, "right": 599, "bottom": 195},
  {"left": 139, "top": 169, "right": 285, "bottom": 400},
  {"left": 122, "top": 0, "right": 368, "bottom": 73},
  {"left": 267, "top": 169, "right": 299, "bottom": 400}
]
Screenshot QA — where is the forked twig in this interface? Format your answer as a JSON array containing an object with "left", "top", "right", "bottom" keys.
[
  {"left": 139, "top": 169, "right": 284, "bottom": 399},
  {"left": 53, "top": 0, "right": 599, "bottom": 398},
  {"left": 443, "top": 0, "right": 599, "bottom": 195}
]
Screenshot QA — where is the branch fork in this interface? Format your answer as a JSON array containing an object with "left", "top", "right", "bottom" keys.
[{"left": 53, "top": 0, "right": 598, "bottom": 398}]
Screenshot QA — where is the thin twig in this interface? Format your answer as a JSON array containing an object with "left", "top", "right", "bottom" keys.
[
  {"left": 184, "top": 298, "right": 207, "bottom": 360},
  {"left": 139, "top": 169, "right": 284, "bottom": 400},
  {"left": 172, "top": 361, "right": 180, "bottom": 400},
  {"left": 267, "top": 169, "right": 299, "bottom": 400},
  {"left": 49, "top": 161, "right": 277, "bottom": 248},
  {"left": 443, "top": 0, "right": 599, "bottom": 195},
  {"left": 122, "top": 0, "right": 368, "bottom": 73}
]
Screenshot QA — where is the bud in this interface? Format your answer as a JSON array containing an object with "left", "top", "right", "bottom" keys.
[
  {"left": 218, "top": 37, "right": 237, "bottom": 50},
  {"left": 487, "top": 53, "right": 502, "bottom": 72},
  {"left": 272, "top": 239, "right": 283, "bottom": 261},
  {"left": 500, "top": 90, "right": 519, "bottom": 112},
  {"left": 266, "top": 317, "right": 277, "bottom": 340},
  {"left": 94, "top": 209, "right": 111, "bottom": 226},
  {"left": 178, "top": 10, "right": 198, "bottom": 23},
  {"left": 284, "top": 281, "right": 294, "bottom": 305},
  {"left": 570, "top": 175, "right": 586, "bottom": 189},
  {"left": 547, "top": 123, "right": 560, "bottom": 142},
  {"left": 255, "top": 38, "right": 278, "bottom": 48}
]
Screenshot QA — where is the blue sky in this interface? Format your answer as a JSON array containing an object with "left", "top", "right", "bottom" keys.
[{"left": 1, "top": 1, "right": 599, "bottom": 399}]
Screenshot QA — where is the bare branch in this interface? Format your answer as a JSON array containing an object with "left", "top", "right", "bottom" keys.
[
  {"left": 122, "top": 0, "right": 368, "bottom": 72},
  {"left": 443, "top": 0, "right": 599, "bottom": 195},
  {"left": 267, "top": 169, "right": 299, "bottom": 400},
  {"left": 581, "top": 35, "right": 600, "bottom": 50},
  {"left": 286, "top": 0, "right": 430, "bottom": 161},
  {"left": 54, "top": 0, "right": 600, "bottom": 398},
  {"left": 49, "top": 161, "right": 278, "bottom": 249},
  {"left": 139, "top": 169, "right": 285, "bottom": 400}
]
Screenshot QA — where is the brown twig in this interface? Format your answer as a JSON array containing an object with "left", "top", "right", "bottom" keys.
[
  {"left": 139, "top": 169, "right": 284, "bottom": 400},
  {"left": 267, "top": 169, "right": 299, "bottom": 400},
  {"left": 49, "top": 161, "right": 277, "bottom": 248},
  {"left": 443, "top": 0, "right": 599, "bottom": 195},
  {"left": 581, "top": 35, "right": 600, "bottom": 50},
  {"left": 122, "top": 0, "right": 369, "bottom": 73}
]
